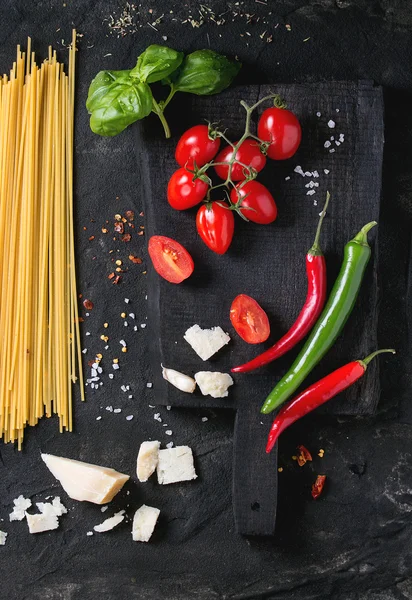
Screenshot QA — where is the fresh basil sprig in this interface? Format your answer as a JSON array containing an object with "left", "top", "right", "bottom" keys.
[{"left": 86, "top": 45, "right": 241, "bottom": 139}]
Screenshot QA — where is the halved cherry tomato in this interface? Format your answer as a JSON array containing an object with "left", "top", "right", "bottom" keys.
[
  {"left": 175, "top": 125, "right": 221, "bottom": 168},
  {"left": 148, "top": 235, "right": 194, "bottom": 284},
  {"left": 214, "top": 139, "right": 266, "bottom": 181},
  {"left": 257, "top": 106, "right": 301, "bottom": 160},
  {"left": 196, "top": 202, "right": 234, "bottom": 255},
  {"left": 167, "top": 167, "right": 209, "bottom": 210},
  {"left": 230, "top": 181, "right": 278, "bottom": 224},
  {"left": 230, "top": 294, "right": 270, "bottom": 344}
]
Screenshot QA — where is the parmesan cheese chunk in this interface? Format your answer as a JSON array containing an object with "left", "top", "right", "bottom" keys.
[
  {"left": 26, "top": 511, "right": 59, "bottom": 534},
  {"left": 157, "top": 446, "right": 197, "bottom": 485},
  {"left": 41, "top": 453, "right": 129, "bottom": 505},
  {"left": 0, "top": 531, "right": 7, "bottom": 546},
  {"left": 184, "top": 324, "right": 230, "bottom": 361},
  {"left": 9, "top": 495, "right": 32, "bottom": 521},
  {"left": 194, "top": 371, "right": 234, "bottom": 398},
  {"left": 94, "top": 510, "right": 125, "bottom": 533},
  {"left": 136, "top": 441, "right": 160, "bottom": 482},
  {"left": 132, "top": 505, "right": 160, "bottom": 542}
]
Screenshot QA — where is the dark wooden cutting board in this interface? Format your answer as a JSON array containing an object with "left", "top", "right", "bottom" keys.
[{"left": 135, "top": 82, "right": 384, "bottom": 536}]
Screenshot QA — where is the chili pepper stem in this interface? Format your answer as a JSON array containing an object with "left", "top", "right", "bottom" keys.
[
  {"left": 353, "top": 221, "right": 377, "bottom": 245},
  {"left": 309, "top": 191, "right": 330, "bottom": 256},
  {"left": 359, "top": 348, "right": 396, "bottom": 369}
]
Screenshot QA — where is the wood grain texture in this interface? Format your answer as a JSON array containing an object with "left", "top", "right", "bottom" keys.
[{"left": 135, "top": 81, "right": 384, "bottom": 535}]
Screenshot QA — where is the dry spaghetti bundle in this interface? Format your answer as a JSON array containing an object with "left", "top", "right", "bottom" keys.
[{"left": 0, "top": 30, "right": 84, "bottom": 448}]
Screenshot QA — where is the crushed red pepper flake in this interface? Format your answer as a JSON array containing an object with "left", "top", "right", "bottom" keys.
[
  {"left": 88, "top": 359, "right": 95, "bottom": 367},
  {"left": 121, "top": 217, "right": 127, "bottom": 223},
  {"left": 112, "top": 275, "right": 121, "bottom": 284},
  {"left": 311, "top": 475, "right": 326, "bottom": 499},
  {"left": 121, "top": 233, "right": 131, "bottom": 242},
  {"left": 108, "top": 272, "right": 115, "bottom": 280},
  {"left": 129, "top": 255, "right": 142, "bottom": 264},
  {"left": 125, "top": 210, "right": 134, "bottom": 221},
  {"left": 114, "top": 221, "right": 124, "bottom": 234},
  {"left": 297, "top": 445, "right": 312, "bottom": 467},
  {"left": 138, "top": 230, "right": 144, "bottom": 236},
  {"left": 75, "top": 317, "right": 84, "bottom": 323},
  {"left": 89, "top": 235, "right": 95, "bottom": 241},
  {"left": 82, "top": 299, "right": 94, "bottom": 310},
  {"left": 83, "top": 226, "right": 87, "bottom": 231},
  {"left": 139, "top": 211, "right": 144, "bottom": 217}
]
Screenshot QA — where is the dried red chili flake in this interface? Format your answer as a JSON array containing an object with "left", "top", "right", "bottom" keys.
[
  {"left": 112, "top": 275, "right": 121, "bottom": 284},
  {"left": 311, "top": 475, "right": 326, "bottom": 499},
  {"left": 125, "top": 210, "right": 134, "bottom": 221},
  {"left": 121, "top": 233, "right": 132, "bottom": 242},
  {"left": 83, "top": 299, "right": 94, "bottom": 310},
  {"left": 83, "top": 226, "right": 87, "bottom": 231},
  {"left": 108, "top": 272, "right": 115, "bottom": 280},
  {"left": 129, "top": 255, "right": 142, "bottom": 264},
  {"left": 89, "top": 235, "right": 95, "bottom": 241},
  {"left": 297, "top": 445, "right": 312, "bottom": 467},
  {"left": 87, "top": 359, "right": 95, "bottom": 367},
  {"left": 114, "top": 221, "right": 124, "bottom": 234},
  {"left": 138, "top": 230, "right": 144, "bottom": 236},
  {"left": 139, "top": 211, "right": 144, "bottom": 217}
]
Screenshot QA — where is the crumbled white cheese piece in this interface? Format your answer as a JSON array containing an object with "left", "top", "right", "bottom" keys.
[
  {"left": 9, "top": 495, "right": 32, "bottom": 522},
  {"left": 41, "top": 453, "right": 129, "bottom": 505},
  {"left": 93, "top": 510, "right": 125, "bottom": 533},
  {"left": 157, "top": 446, "right": 197, "bottom": 485},
  {"left": 137, "top": 441, "right": 161, "bottom": 482},
  {"left": 328, "top": 119, "right": 335, "bottom": 128},
  {"left": 162, "top": 366, "right": 196, "bottom": 393},
  {"left": 132, "top": 505, "right": 160, "bottom": 542},
  {"left": 194, "top": 371, "right": 234, "bottom": 398},
  {"left": 0, "top": 531, "right": 7, "bottom": 545},
  {"left": 26, "top": 511, "right": 59, "bottom": 534},
  {"left": 184, "top": 324, "right": 230, "bottom": 361}
]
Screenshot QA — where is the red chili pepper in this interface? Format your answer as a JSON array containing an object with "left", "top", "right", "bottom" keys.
[
  {"left": 266, "top": 349, "right": 395, "bottom": 453},
  {"left": 312, "top": 475, "right": 326, "bottom": 499},
  {"left": 297, "top": 445, "right": 312, "bottom": 466},
  {"left": 232, "top": 193, "right": 330, "bottom": 374}
]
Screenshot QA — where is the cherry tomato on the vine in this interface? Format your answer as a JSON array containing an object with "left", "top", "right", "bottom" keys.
[
  {"left": 230, "top": 181, "right": 278, "bottom": 224},
  {"left": 167, "top": 167, "right": 209, "bottom": 210},
  {"left": 196, "top": 201, "right": 235, "bottom": 255},
  {"left": 148, "top": 235, "right": 194, "bottom": 284},
  {"left": 230, "top": 294, "right": 271, "bottom": 344},
  {"left": 257, "top": 106, "right": 301, "bottom": 160},
  {"left": 175, "top": 125, "right": 221, "bottom": 168},
  {"left": 214, "top": 139, "right": 266, "bottom": 181}
]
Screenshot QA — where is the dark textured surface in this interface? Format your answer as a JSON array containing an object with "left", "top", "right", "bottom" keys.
[
  {"left": 139, "top": 81, "right": 384, "bottom": 535},
  {"left": 0, "top": 1, "right": 411, "bottom": 599}
]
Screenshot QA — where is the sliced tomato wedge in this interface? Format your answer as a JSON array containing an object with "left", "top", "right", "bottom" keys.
[
  {"left": 230, "top": 294, "right": 270, "bottom": 344},
  {"left": 148, "top": 235, "right": 194, "bottom": 284}
]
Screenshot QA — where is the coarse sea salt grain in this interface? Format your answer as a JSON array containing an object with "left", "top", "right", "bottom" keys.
[
  {"left": 324, "top": 169, "right": 330, "bottom": 174},
  {"left": 335, "top": 141, "right": 341, "bottom": 146},
  {"left": 316, "top": 111, "right": 321, "bottom": 117},
  {"left": 113, "top": 408, "right": 122, "bottom": 414},
  {"left": 304, "top": 171, "right": 312, "bottom": 177},
  {"left": 112, "top": 364, "right": 120, "bottom": 370},
  {"left": 154, "top": 413, "right": 162, "bottom": 422},
  {"left": 312, "top": 170, "right": 319, "bottom": 178},
  {"left": 324, "top": 141, "right": 331, "bottom": 148},
  {"left": 328, "top": 120, "right": 335, "bottom": 128},
  {"left": 339, "top": 133, "right": 345, "bottom": 142},
  {"left": 82, "top": 349, "right": 87, "bottom": 354},
  {"left": 128, "top": 395, "right": 133, "bottom": 399},
  {"left": 96, "top": 416, "right": 102, "bottom": 421},
  {"left": 202, "top": 417, "right": 208, "bottom": 422},
  {"left": 147, "top": 383, "right": 153, "bottom": 388},
  {"left": 294, "top": 165, "right": 305, "bottom": 176},
  {"left": 134, "top": 326, "right": 138, "bottom": 331},
  {"left": 106, "top": 406, "right": 113, "bottom": 412},
  {"left": 307, "top": 190, "right": 316, "bottom": 196},
  {"left": 126, "top": 415, "right": 134, "bottom": 421},
  {"left": 329, "top": 148, "right": 335, "bottom": 153},
  {"left": 141, "top": 324, "right": 147, "bottom": 329},
  {"left": 165, "top": 430, "right": 173, "bottom": 436},
  {"left": 129, "top": 313, "right": 135, "bottom": 319},
  {"left": 166, "top": 406, "right": 171, "bottom": 411},
  {"left": 86, "top": 531, "right": 94, "bottom": 536},
  {"left": 166, "top": 442, "right": 174, "bottom": 449},
  {"left": 120, "top": 340, "right": 126, "bottom": 347},
  {"left": 285, "top": 176, "right": 291, "bottom": 181},
  {"left": 85, "top": 332, "right": 91, "bottom": 336},
  {"left": 101, "top": 506, "right": 108, "bottom": 512},
  {"left": 109, "top": 373, "right": 114, "bottom": 379},
  {"left": 124, "top": 298, "right": 130, "bottom": 304},
  {"left": 124, "top": 321, "right": 128, "bottom": 327}
]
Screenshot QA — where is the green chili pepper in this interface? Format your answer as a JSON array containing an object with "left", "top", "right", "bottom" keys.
[{"left": 261, "top": 221, "right": 377, "bottom": 415}]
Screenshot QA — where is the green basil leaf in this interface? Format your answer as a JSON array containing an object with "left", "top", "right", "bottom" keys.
[
  {"left": 171, "top": 50, "right": 241, "bottom": 96},
  {"left": 130, "top": 45, "right": 184, "bottom": 84},
  {"left": 86, "top": 70, "right": 153, "bottom": 137}
]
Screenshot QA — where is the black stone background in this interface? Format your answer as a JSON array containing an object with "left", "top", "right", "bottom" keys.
[{"left": 0, "top": 1, "right": 411, "bottom": 599}]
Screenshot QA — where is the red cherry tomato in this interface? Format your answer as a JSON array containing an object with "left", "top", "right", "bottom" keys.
[
  {"left": 167, "top": 167, "right": 209, "bottom": 210},
  {"left": 214, "top": 139, "right": 266, "bottom": 181},
  {"left": 230, "top": 181, "right": 278, "bottom": 224},
  {"left": 196, "top": 202, "right": 235, "bottom": 255},
  {"left": 175, "top": 125, "right": 221, "bottom": 168},
  {"left": 257, "top": 106, "right": 301, "bottom": 160},
  {"left": 148, "top": 235, "right": 194, "bottom": 284},
  {"left": 230, "top": 294, "right": 270, "bottom": 344}
]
